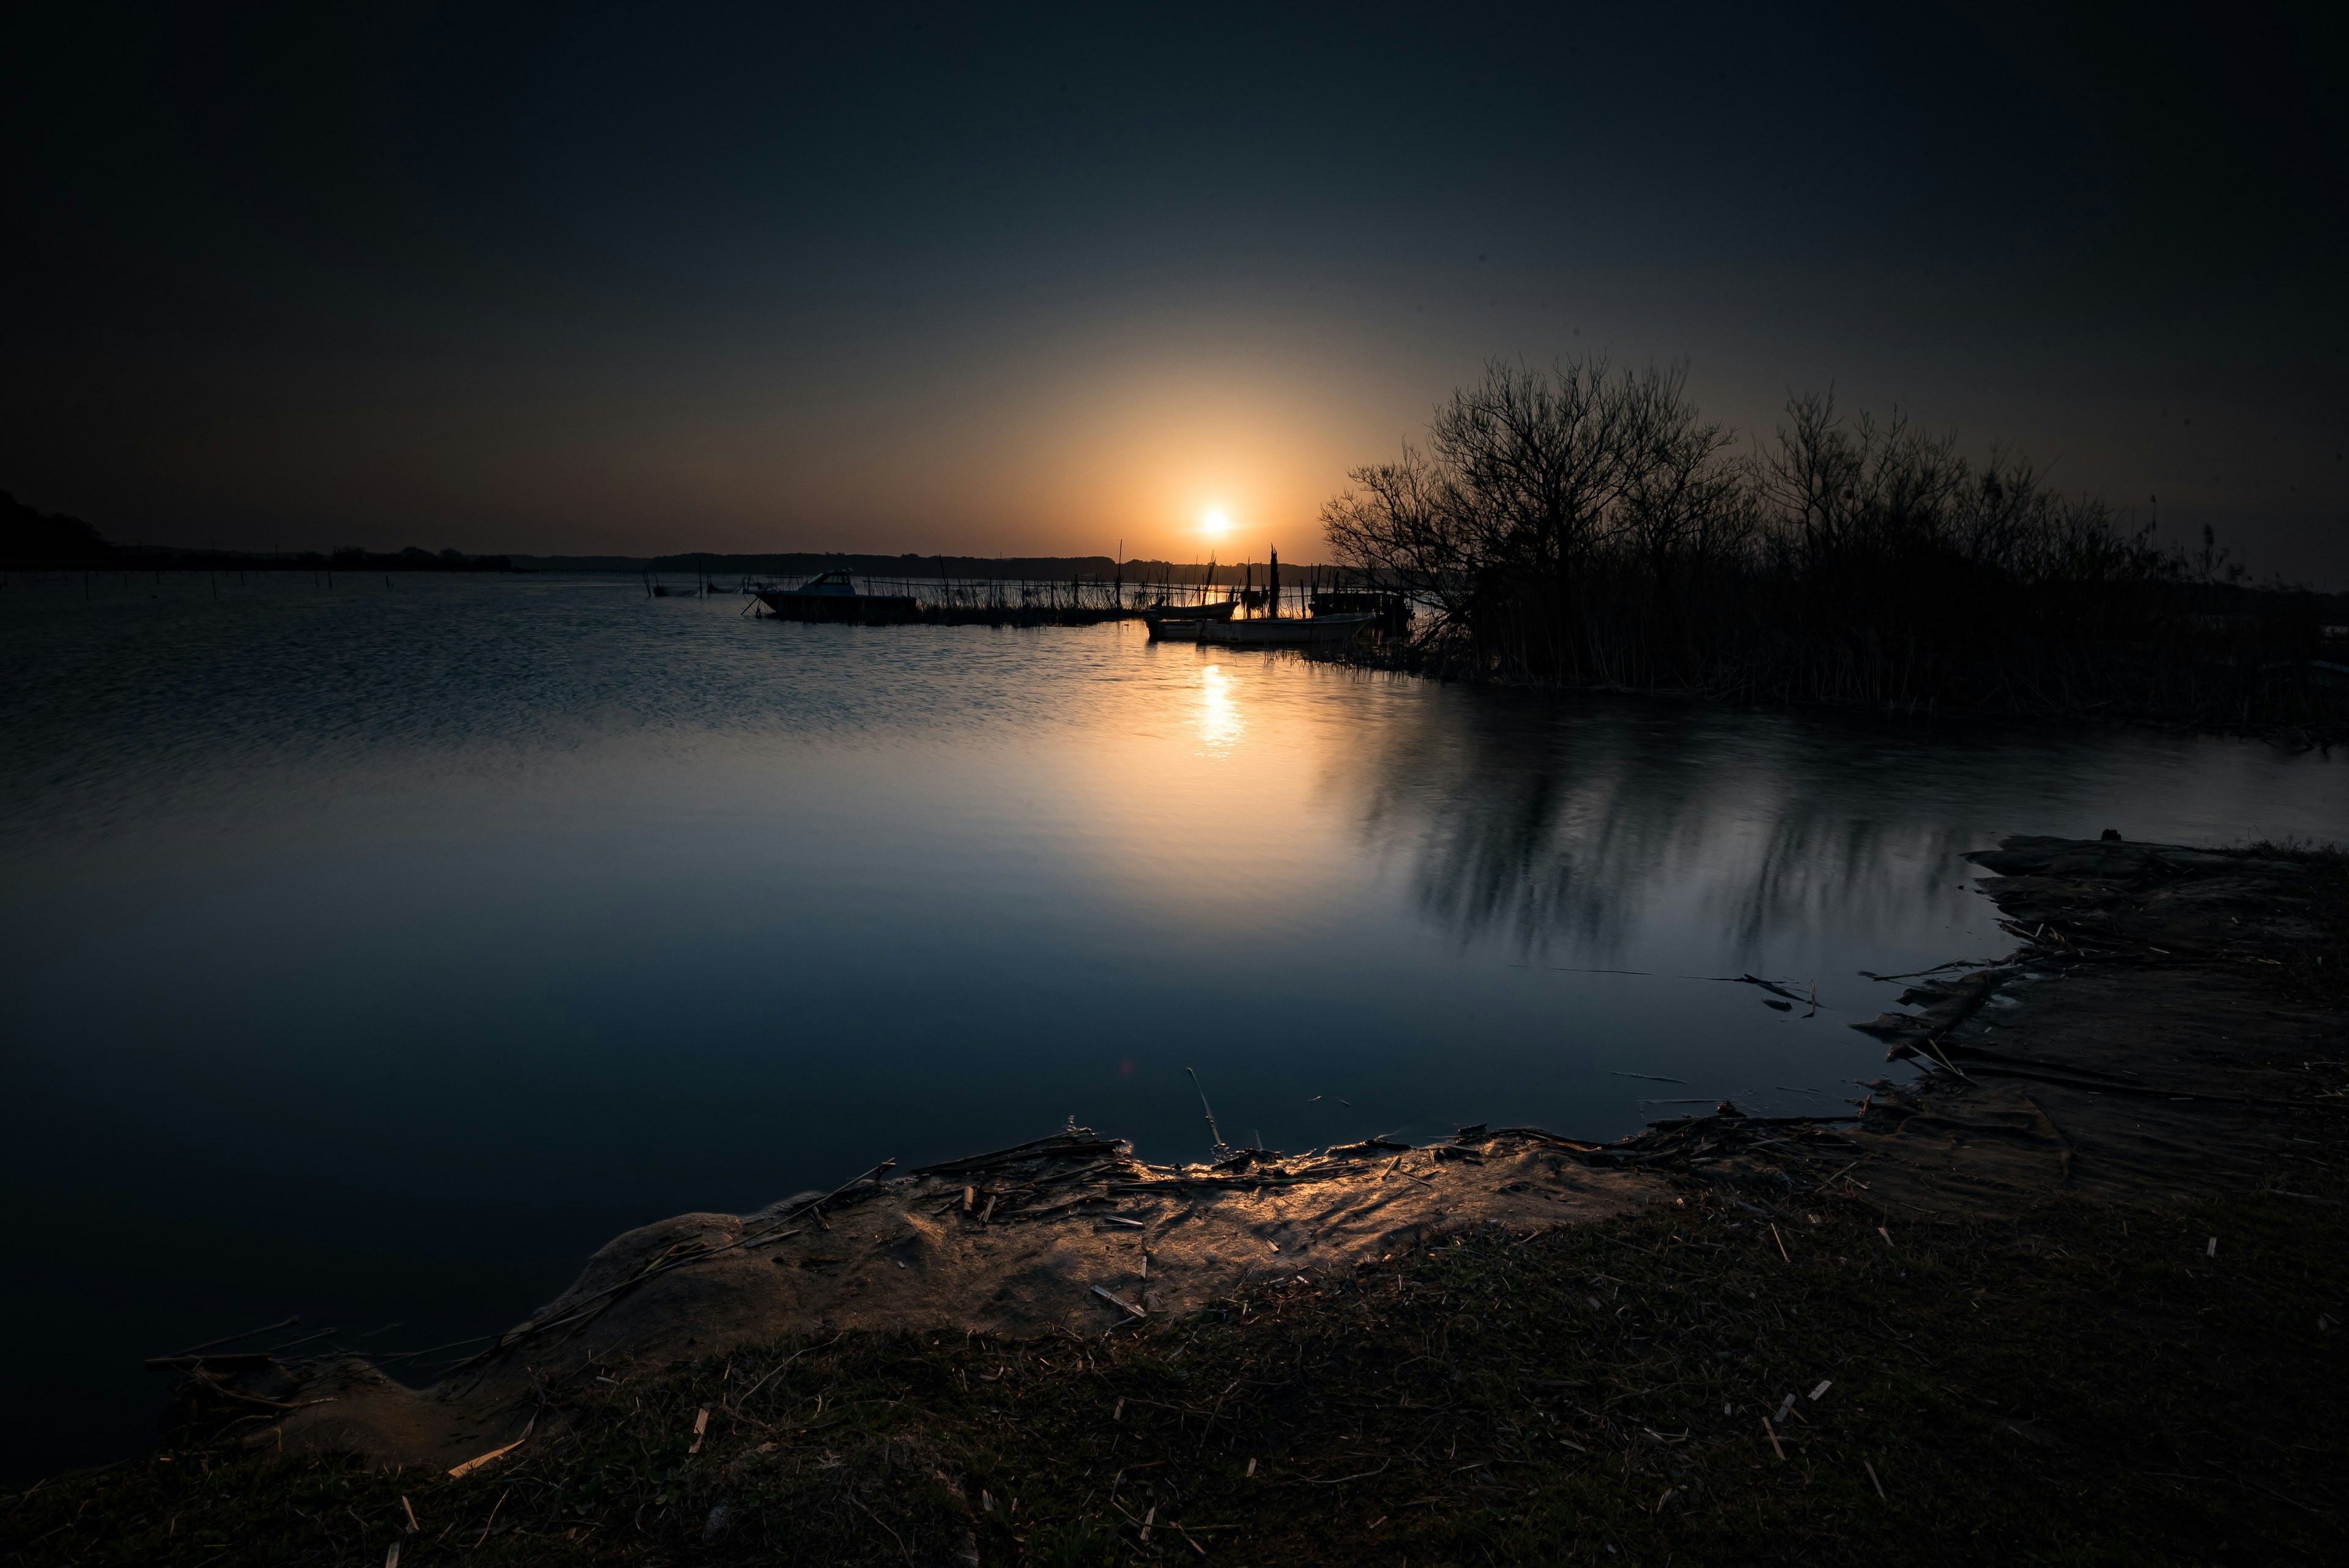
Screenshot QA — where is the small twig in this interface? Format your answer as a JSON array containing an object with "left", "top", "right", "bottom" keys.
[
  {"left": 163, "top": 1316, "right": 300, "bottom": 1359},
  {"left": 848, "top": 1493, "right": 913, "bottom": 1562},
  {"left": 472, "top": 1487, "right": 510, "bottom": 1549},
  {"left": 736, "top": 1334, "right": 843, "bottom": 1406},
  {"left": 1294, "top": 1458, "right": 1391, "bottom": 1485}
]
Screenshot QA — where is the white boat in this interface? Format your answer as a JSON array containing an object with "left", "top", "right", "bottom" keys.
[
  {"left": 1154, "top": 612, "right": 1375, "bottom": 646},
  {"left": 1143, "top": 599, "right": 1236, "bottom": 623}
]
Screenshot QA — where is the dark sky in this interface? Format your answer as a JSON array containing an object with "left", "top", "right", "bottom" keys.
[{"left": 4, "top": 2, "right": 2344, "bottom": 578}]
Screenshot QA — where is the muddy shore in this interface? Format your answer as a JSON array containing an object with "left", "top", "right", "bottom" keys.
[{"left": 7, "top": 835, "right": 2345, "bottom": 1565}]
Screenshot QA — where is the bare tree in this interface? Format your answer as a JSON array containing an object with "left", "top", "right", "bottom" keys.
[
  {"left": 1318, "top": 443, "right": 1477, "bottom": 630},
  {"left": 1321, "top": 356, "right": 1740, "bottom": 624}
]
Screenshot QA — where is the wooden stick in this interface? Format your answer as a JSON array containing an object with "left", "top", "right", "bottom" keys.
[
  {"left": 447, "top": 1416, "right": 534, "bottom": 1480},
  {"left": 1763, "top": 1416, "right": 1785, "bottom": 1461},
  {"left": 743, "top": 1228, "right": 803, "bottom": 1250}
]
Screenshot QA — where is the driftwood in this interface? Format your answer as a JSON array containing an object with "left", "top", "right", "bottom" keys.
[{"left": 914, "top": 1135, "right": 1126, "bottom": 1176}]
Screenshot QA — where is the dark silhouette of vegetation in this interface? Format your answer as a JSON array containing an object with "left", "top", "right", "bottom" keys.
[
  {"left": 0, "top": 491, "right": 107, "bottom": 563},
  {"left": 0, "top": 494, "right": 517, "bottom": 572},
  {"left": 1324, "top": 361, "right": 2345, "bottom": 734}
]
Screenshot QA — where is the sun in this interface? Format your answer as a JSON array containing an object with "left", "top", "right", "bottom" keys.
[{"left": 1201, "top": 508, "right": 1231, "bottom": 536}]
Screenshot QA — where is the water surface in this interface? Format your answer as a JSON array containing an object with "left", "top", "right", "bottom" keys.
[{"left": 4, "top": 572, "right": 2342, "bottom": 1476}]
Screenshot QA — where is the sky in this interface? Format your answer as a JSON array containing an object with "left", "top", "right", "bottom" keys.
[{"left": 3, "top": 2, "right": 2345, "bottom": 580}]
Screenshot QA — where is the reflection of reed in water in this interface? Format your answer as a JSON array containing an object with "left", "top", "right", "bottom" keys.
[{"left": 1340, "top": 693, "right": 1972, "bottom": 965}]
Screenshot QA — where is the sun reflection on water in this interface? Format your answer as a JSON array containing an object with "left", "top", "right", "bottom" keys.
[{"left": 1195, "top": 661, "right": 1245, "bottom": 755}]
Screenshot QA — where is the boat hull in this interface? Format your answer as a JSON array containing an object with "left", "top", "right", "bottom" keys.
[
  {"left": 1143, "top": 600, "right": 1236, "bottom": 624},
  {"left": 752, "top": 590, "right": 922, "bottom": 625},
  {"left": 1157, "top": 613, "right": 1376, "bottom": 646}
]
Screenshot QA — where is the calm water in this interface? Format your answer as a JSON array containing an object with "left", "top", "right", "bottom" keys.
[{"left": 5, "top": 573, "right": 2344, "bottom": 1476}]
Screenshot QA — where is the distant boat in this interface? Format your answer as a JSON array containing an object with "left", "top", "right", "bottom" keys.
[
  {"left": 752, "top": 571, "right": 921, "bottom": 624},
  {"left": 1151, "top": 612, "right": 1375, "bottom": 646}
]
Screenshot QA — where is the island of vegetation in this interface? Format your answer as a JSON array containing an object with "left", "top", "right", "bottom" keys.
[{"left": 1317, "top": 361, "right": 2348, "bottom": 741}]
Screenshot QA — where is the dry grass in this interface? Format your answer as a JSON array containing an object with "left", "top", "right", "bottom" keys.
[{"left": 9, "top": 1164, "right": 2345, "bottom": 1566}]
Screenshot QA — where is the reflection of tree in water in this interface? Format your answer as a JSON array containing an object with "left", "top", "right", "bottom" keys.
[
  {"left": 1709, "top": 808, "right": 1975, "bottom": 968},
  {"left": 1343, "top": 692, "right": 1711, "bottom": 959},
  {"left": 1341, "top": 690, "right": 1973, "bottom": 967}
]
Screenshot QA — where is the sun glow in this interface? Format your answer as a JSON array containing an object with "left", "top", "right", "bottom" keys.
[{"left": 1201, "top": 508, "right": 1231, "bottom": 536}]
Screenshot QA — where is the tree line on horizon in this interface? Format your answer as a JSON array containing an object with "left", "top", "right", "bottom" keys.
[
  {"left": 0, "top": 492, "right": 1305, "bottom": 584},
  {"left": 0, "top": 495, "right": 518, "bottom": 573},
  {"left": 1321, "top": 359, "right": 2343, "bottom": 730}
]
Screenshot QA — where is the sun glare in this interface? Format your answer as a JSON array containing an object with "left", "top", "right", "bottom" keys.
[{"left": 1202, "top": 508, "right": 1231, "bottom": 536}]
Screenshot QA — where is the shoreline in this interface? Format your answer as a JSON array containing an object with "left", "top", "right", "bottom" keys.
[
  {"left": 1303, "top": 637, "right": 2349, "bottom": 747},
  {"left": 8, "top": 837, "right": 2344, "bottom": 1564}
]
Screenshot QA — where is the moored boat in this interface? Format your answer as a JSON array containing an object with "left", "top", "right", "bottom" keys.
[
  {"left": 1143, "top": 598, "right": 1237, "bottom": 623},
  {"left": 752, "top": 570, "right": 922, "bottom": 625},
  {"left": 1153, "top": 612, "right": 1375, "bottom": 646}
]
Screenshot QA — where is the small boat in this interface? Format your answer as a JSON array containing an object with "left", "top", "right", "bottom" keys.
[
  {"left": 752, "top": 570, "right": 921, "bottom": 625},
  {"left": 1143, "top": 598, "right": 1237, "bottom": 623},
  {"left": 1154, "top": 612, "right": 1376, "bottom": 646}
]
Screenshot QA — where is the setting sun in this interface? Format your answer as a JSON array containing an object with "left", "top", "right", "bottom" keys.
[{"left": 1202, "top": 508, "right": 1231, "bottom": 536}]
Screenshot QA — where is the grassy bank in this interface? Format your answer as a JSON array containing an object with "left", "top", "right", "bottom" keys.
[{"left": 9, "top": 1169, "right": 2343, "bottom": 1566}]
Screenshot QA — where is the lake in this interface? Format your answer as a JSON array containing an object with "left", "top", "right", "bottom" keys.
[{"left": 4, "top": 570, "right": 2343, "bottom": 1478}]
